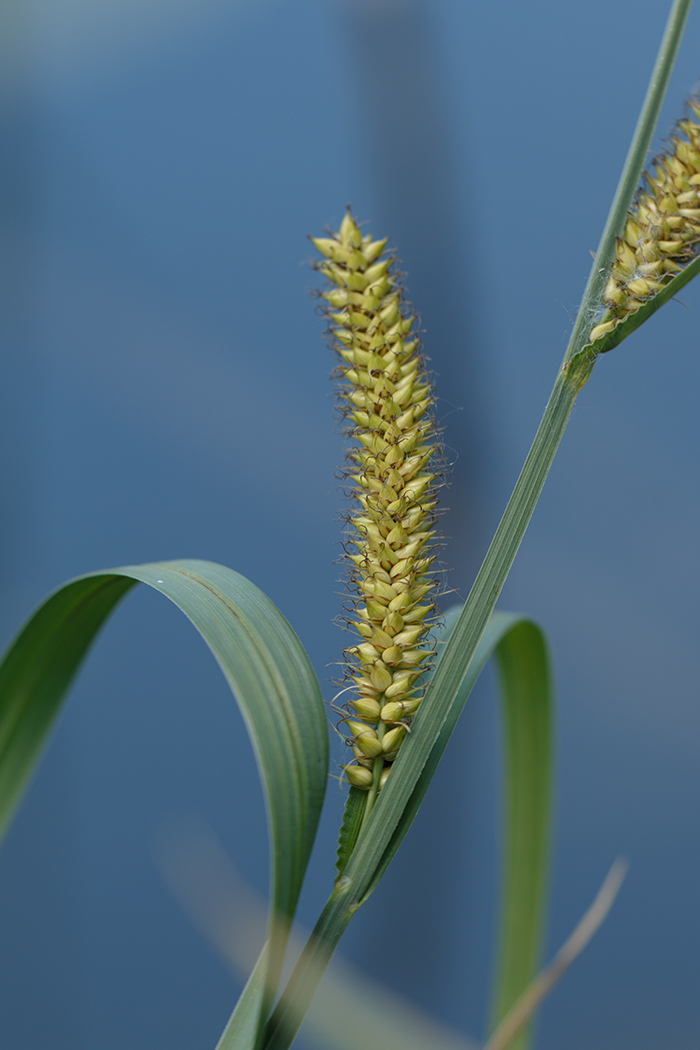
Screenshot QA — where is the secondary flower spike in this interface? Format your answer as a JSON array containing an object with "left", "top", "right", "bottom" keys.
[
  {"left": 313, "top": 212, "right": 442, "bottom": 793},
  {"left": 590, "top": 99, "right": 700, "bottom": 342}
]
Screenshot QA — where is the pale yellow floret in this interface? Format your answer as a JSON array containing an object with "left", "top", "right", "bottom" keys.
[{"left": 589, "top": 99, "right": 700, "bottom": 343}]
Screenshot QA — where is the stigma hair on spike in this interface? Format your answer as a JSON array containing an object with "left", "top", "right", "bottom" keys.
[{"left": 312, "top": 211, "right": 443, "bottom": 793}]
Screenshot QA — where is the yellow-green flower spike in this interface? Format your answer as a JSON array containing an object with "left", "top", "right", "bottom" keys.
[
  {"left": 313, "top": 211, "right": 442, "bottom": 792},
  {"left": 589, "top": 98, "right": 700, "bottom": 343}
]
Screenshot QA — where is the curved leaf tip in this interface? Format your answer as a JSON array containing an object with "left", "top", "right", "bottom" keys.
[{"left": 0, "top": 558, "right": 329, "bottom": 1049}]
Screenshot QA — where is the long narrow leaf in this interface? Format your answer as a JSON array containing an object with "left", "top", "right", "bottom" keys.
[
  {"left": 268, "top": 9, "right": 692, "bottom": 1019},
  {"left": 357, "top": 610, "right": 553, "bottom": 1050},
  {"left": 355, "top": 611, "right": 552, "bottom": 1050},
  {"left": 489, "top": 620, "right": 551, "bottom": 1050},
  {"left": 264, "top": 609, "right": 553, "bottom": 1050},
  {"left": 0, "top": 558, "right": 328, "bottom": 1049},
  {"left": 354, "top": 0, "right": 692, "bottom": 909},
  {"left": 485, "top": 860, "right": 628, "bottom": 1050}
]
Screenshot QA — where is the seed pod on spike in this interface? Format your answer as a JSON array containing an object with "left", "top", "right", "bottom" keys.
[
  {"left": 313, "top": 210, "right": 442, "bottom": 792},
  {"left": 589, "top": 96, "right": 700, "bottom": 344}
]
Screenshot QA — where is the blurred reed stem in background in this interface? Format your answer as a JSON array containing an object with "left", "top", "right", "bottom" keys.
[{"left": 338, "top": 0, "right": 488, "bottom": 1010}]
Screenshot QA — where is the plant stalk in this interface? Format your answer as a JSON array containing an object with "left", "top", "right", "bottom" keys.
[
  {"left": 264, "top": 884, "right": 355, "bottom": 1050},
  {"left": 259, "top": 5, "right": 692, "bottom": 1048},
  {"left": 262, "top": 367, "right": 581, "bottom": 1050}
]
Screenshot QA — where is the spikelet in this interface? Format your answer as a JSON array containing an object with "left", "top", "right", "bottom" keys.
[
  {"left": 312, "top": 212, "right": 442, "bottom": 793},
  {"left": 590, "top": 99, "right": 700, "bottom": 342}
]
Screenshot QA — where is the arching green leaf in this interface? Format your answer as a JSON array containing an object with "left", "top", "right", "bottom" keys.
[
  {"left": 0, "top": 559, "right": 328, "bottom": 1049},
  {"left": 488, "top": 617, "right": 551, "bottom": 1050},
  {"left": 264, "top": 608, "right": 552, "bottom": 1050}
]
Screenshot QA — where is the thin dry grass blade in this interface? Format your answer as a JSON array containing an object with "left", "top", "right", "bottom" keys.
[{"left": 484, "top": 859, "right": 629, "bottom": 1050}]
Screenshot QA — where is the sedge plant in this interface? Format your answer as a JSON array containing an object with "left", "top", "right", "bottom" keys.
[{"left": 0, "top": 1, "right": 697, "bottom": 1047}]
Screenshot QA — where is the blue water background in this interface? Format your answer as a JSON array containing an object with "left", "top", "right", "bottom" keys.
[{"left": 0, "top": 1, "right": 698, "bottom": 1047}]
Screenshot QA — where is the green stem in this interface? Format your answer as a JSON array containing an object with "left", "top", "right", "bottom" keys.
[
  {"left": 359, "top": 718, "right": 388, "bottom": 832},
  {"left": 339, "top": 0, "right": 694, "bottom": 915},
  {"left": 262, "top": 367, "right": 582, "bottom": 1050},
  {"left": 264, "top": 883, "right": 355, "bottom": 1050},
  {"left": 359, "top": 754, "right": 383, "bottom": 833},
  {"left": 260, "top": 7, "right": 692, "bottom": 1048},
  {"left": 340, "top": 368, "right": 582, "bottom": 900}
]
